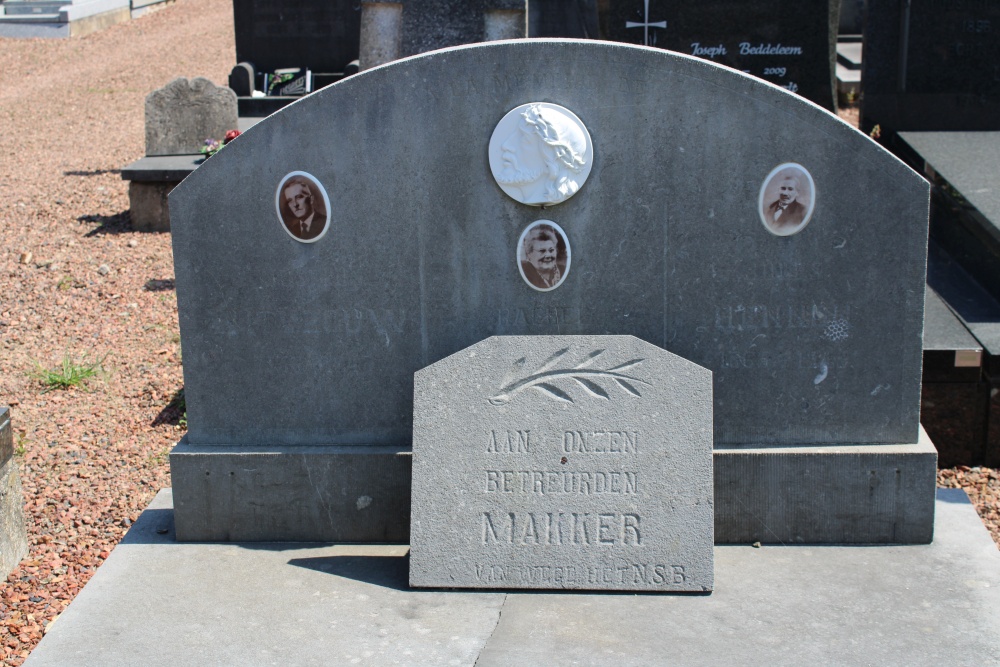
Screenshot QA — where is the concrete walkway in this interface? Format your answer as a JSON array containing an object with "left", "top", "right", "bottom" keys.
[{"left": 24, "top": 488, "right": 1000, "bottom": 666}]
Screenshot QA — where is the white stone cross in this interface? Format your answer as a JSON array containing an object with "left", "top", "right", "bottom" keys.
[{"left": 625, "top": 0, "right": 667, "bottom": 46}]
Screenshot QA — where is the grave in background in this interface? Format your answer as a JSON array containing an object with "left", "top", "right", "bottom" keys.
[
  {"left": 595, "top": 0, "right": 840, "bottom": 110},
  {"left": 230, "top": 0, "right": 361, "bottom": 115},
  {"left": 0, "top": 407, "right": 28, "bottom": 578},
  {"left": 410, "top": 336, "right": 714, "bottom": 591},
  {"left": 121, "top": 78, "right": 240, "bottom": 233},
  {"left": 0, "top": 0, "right": 171, "bottom": 38},
  {"left": 900, "top": 132, "right": 1000, "bottom": 467},
  {"left": 861, "top": 0, "right": 1000, "bottom": 138},
  {"left": 168, "top": 39, "right": 935, "bottom": 546}
]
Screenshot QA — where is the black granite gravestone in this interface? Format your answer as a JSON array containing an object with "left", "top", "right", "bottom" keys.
[
  {"left": 594, "top": 0, "right": 839, "bottom": 111},
  {"left": 528, "top": 0, "right": 599, "bottom": 38},
  {"left": 232, "top": 0, "right": 361, "bottom": 79},
  {"left": 861, "top": 0, "right": 1000, "bottom": 137}
]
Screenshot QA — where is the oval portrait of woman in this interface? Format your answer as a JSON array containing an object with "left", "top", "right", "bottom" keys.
[
  {"left": 517, "top": 220, "right": 571, "bottom": 292},
  {"left": 275, "top": 171, "right": 331, "bottom": 243},
  {"left": 758, "top": 163, "right": 816, "bottom": 237}
]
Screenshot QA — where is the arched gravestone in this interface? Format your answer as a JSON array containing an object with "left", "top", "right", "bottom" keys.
[{"left": 169, "top": 40, "right": 935, "bottom": 544}]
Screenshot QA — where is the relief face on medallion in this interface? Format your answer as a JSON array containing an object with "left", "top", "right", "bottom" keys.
[
  {"left": 489, "top": 102, "right": 593, "bottom": 206},
  {"left": 518, "top": 220, "right": 571, "bottom": 292},
  {"left": 275, "top": 171, "right": 331, "bottom": 243},
  {"left": 758, "top": 163, "right": 815, "bottom": 237}
]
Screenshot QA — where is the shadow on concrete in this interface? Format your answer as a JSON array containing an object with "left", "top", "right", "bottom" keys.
[
  {"left": 288, "top": 555, "right": 410, "bottom": 591},
  {"left": 119, "top": 508, "right": 176, "bottom": 545},
  {"left": 936, "top": 487, "right": 972, "bottom": 504}
]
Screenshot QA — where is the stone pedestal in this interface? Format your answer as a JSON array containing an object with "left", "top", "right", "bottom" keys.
[
  {"left": 128, "top": 181, "right": 176, "bottom": 233},
  {"left": 360, "top": 2, "right": 402, "bottom": 70}
]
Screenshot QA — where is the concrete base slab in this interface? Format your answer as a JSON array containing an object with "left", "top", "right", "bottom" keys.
[
  {"left": 23, "top": 488, "right": 1000, "bottom": 667},
  {"left": 171, "top": 431, "right": 937, "bottom": 544}
]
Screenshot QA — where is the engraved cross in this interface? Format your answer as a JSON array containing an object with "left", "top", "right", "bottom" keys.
[{"left": 625, "top": 0, "right": 667, "bottom": 46}]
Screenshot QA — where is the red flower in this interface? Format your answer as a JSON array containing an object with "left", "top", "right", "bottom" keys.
[{"left": 223, "top": 129, "right": 241, "bottom": 144}]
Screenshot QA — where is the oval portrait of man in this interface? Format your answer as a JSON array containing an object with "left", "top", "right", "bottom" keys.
[
  {"left": 489, "top": 102, "right": 594, "bottom": 207},
  {"left": 275, "top": 171, "right": 331, "bottom": 243},
  {"left": 758, "top": 163, "right": 816, "bottom": 237},
  {"left": 517, "top": 220, "right": 571, "bottom": 292}
]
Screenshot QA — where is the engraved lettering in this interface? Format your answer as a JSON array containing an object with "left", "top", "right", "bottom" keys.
[
  {"left": 480, "top": 512, "right": 642, "bottom": 546},
  {"left": 563, "top": 430, "right": 639, "bottom": 453},
  {"left": 484, "top": 470, "right": 639, "bottom": 495},
  {"left": 739, "top": 42, "right": 803, "bottom": 55},
  {"left": 486, "top": 430, "right": 531, "bottom": 453},
  {"left": 690, "top": 42, "right": 726, "bottom": 58}
]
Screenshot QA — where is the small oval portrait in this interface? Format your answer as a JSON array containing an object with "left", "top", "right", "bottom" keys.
[
  {"left": 517, "top": 220, "right": 571, "bottom": 292},
  {"left": 758, "top": 163, "right": 816, "bottom": 236},
  {"left": 275, "top": 171, "right": 331, "bottom": 243},
  {"left": 489, "top": 102, "right": 594, "bottom": 207}
]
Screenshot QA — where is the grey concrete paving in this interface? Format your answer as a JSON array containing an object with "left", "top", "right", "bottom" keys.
[{"left": 25, "top": 488, "right": 1000, "bottom": 667}]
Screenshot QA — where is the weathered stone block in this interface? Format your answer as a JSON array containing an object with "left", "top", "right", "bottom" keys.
[{"left": 410, "top": 336, "right": 714, "bottom": 591}]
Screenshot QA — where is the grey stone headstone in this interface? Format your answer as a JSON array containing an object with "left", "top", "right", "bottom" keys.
[
  {"left": 410, "top": 336, "right": 714, "bottom": 591},
  {"left": 170, "top": 40, "right": 928, "bottom": 450},
  {"left": 145, "top": 78, "right": 238, "bottom": 156}
]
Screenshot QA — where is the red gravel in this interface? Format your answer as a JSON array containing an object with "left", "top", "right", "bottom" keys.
[{"left": 0, "top": 11, "right": 996, "bottom": 666}]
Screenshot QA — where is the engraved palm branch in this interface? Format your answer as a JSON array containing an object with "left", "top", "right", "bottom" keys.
[{"left": 488, "top": 348, "right": 649, "bottom": 405}]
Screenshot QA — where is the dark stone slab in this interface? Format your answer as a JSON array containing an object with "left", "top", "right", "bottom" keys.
[
  {"left": 898, "top": 132, "right": 1000, "bottom": 304},
  {"left": 528, "top": 0, "right": 599, "bottom": 38},
  {"left": 121, "top": 155, "right": 204, "bottom": 182},
  {"left": 594, "top": 0, "right": 839, "bottom": 110},
  {"left": 839, "top": 0, "right": 863, "bottom": 34},
  {"left": 232, "top": 0, "right": 361, "bottom": 75},
  {"left": 926, "top": 241, "right": 1000, "bottom": 358},
  {"left": 861, "top": 0, "right": 1000, "bottom": 136}
]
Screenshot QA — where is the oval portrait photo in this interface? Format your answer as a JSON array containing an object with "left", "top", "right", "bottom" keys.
[
  {"left": 275, "top": 171, "right": 331, "bottom": 243},
  {"left": 758, "top": 163, "right": 816, "bottom": 237},
  {"left": 489, "top": 102, "right": 594, "bottom": 207},
  {"left": 517, "top": 220, "right": 571, "bottom": 292}
]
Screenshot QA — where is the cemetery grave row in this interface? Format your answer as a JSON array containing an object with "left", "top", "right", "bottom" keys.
[{"left": 168, "top": 40, "right": 936, "bottom": 578}]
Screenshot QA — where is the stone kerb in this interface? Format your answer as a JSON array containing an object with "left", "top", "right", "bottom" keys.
[
  {"left": 410, "top": 336, "right": 714, "bottom": 591},
  {"left": 144, "top": 77, "right": 237, "bottom": 156},
  {"left": 168, "top": 40, "right": 934, "bottom": 543},
  {"left": 0, "top": 408, "right": 28, "bottom": 577}
]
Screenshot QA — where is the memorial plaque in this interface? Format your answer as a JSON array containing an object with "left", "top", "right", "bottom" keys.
[
  {"left": 597, "top": 0, "right": 838, "bottom": 110},
  {"left": 861, "top": 0, "right": 1000, "bottom": 136},
  {"left": 409, "top": 336, "right": 714, "bottom": 591},
  {"left": 232, "top": 0, "right": 361, "bottom": 75}
]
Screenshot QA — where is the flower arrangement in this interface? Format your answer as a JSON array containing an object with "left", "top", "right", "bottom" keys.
[{"left": 200, "top": 129, "right": 242, "bottom": 157}]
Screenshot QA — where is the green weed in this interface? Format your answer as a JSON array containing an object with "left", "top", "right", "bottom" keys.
[{"left": 32, "top": 353, "right": 107, "bottom": 392}]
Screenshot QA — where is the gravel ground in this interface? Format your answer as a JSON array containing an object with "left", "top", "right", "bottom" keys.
[{"left": 0, "top": 7, "right": 997, "bottom": 665}]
